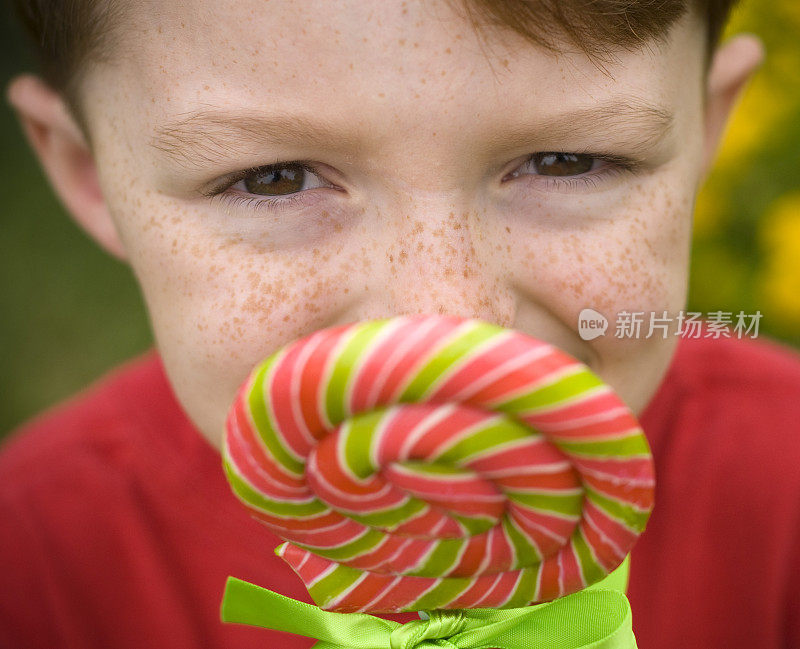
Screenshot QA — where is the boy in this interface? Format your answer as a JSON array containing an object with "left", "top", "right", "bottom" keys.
[{"left": 2, "top": 0, "right": 799, "bottom": 647}]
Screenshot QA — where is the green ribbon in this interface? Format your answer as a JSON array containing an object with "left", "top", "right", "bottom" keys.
[{"left": 221, "top": 557, "right": 636, "bottom": 649}]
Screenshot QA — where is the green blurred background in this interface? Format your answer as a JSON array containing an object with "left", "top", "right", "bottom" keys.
[{"left": 1, "top": 1, "right": 798, "bottom": 439}]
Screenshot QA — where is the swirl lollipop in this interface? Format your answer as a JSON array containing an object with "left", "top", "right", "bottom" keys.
[{"left": 223, "top": 314, "right": 654, "bottom": 614}]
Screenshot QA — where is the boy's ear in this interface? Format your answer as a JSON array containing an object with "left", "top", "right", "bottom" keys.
[
  {"left": 5, "top": 73, "right": 127, "bottom": 262},
  {"left": 701, "top": 34, "right": 764, "bottom": 179}
]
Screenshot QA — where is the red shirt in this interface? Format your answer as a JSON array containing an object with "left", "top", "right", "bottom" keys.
[{"left": 1, "top": 334, "right": 799, "bottom": 649}]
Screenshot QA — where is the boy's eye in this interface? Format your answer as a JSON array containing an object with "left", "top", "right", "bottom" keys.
[
  {"left": 235, "top": 163, "right": 327, "bottom": 196},
  {"left": 530, "top": 152, "right": 596, "bottom": 176},
  {"left": 508, "top": 152, "right": 602, "bottom": 179},
  {"left": 502, "top": 151, "right": 636, "bottom": 190}
]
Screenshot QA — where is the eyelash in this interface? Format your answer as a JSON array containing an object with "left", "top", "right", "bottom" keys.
[
  {"left": 204, "top": 154, "right": 639, "bottom": 214},
  {"left": 203, "top": 161, "right": 323, "bottom": 214}
]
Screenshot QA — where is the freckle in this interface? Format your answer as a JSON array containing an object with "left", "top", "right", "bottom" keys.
[
  {"left": 399, "top": 38, "right": 406, "bottom": 45},
  {"left": 378, "top": 92, "right": 385, "bottom": 98}
]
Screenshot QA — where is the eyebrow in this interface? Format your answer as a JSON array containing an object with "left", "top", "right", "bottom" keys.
[
  {"left": 150, "top": 109, "right": 356, "bottom": 169},
  {"left": 490, "top": 98, "right": 675, "bottom": 159},
  {"left": 149, "top": 97, "right": 674, "bottom": 168}
]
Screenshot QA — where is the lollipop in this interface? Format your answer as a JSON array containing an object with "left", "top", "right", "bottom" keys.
[{"left": 223, "top": 314, "right": 654, "bottom": 614}]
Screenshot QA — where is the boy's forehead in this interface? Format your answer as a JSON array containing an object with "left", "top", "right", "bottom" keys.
[
  {"left": 98, "top": 0, "right": 702, "bottom": 162},
  {"left": 135, "top": 0, "right": 666, "bottom": 94}
]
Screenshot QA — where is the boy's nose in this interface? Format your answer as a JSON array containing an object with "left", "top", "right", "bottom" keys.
[{"left": 354, "top": 199, "right": 518, "bottom": 329}]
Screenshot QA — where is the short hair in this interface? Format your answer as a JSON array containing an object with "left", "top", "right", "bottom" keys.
[
  {"left": 11, "top": 0, "right": 738, "bottom": 138},
  {"left": 457, "top": 0, "right": 737, "bottom": 59}
]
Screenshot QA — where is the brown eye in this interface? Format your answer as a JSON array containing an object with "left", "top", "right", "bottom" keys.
[
  {"left": 244, "top": 163, "right": 307, "bottom": 195},
  {"left": 532, "top": 152, "right": 595, "bottom": 176}
]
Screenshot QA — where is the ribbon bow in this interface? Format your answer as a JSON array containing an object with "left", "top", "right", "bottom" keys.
[{"left": 221, "top": 557, "right": 637, "bottom": 649}]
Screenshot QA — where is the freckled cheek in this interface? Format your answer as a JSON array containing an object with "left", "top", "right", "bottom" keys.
[
  {"left": 509, "top": 196, "right": 691, "bottom": 322},
  {"left": 121, "top": 210, "right": 366, "bottom": 361}
]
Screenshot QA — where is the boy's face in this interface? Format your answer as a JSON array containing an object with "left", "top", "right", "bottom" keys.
[{"left": 80, "top": 0, "right": 706, "bottom": 446}]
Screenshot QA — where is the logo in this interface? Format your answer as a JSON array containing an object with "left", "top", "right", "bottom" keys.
[
  {"left": 578, "top": 308, "right": 608, "bottom": 341},
  {"left": 576, "top": 309, "right": 761, "bottom": 340}
]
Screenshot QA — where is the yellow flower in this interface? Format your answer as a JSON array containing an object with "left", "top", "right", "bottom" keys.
[
  {"left": 756, "top": 193, "right": 800, "bottom": 329},
  {"left": 714, "top": 0, "right": 800, "bottom": 171}
]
